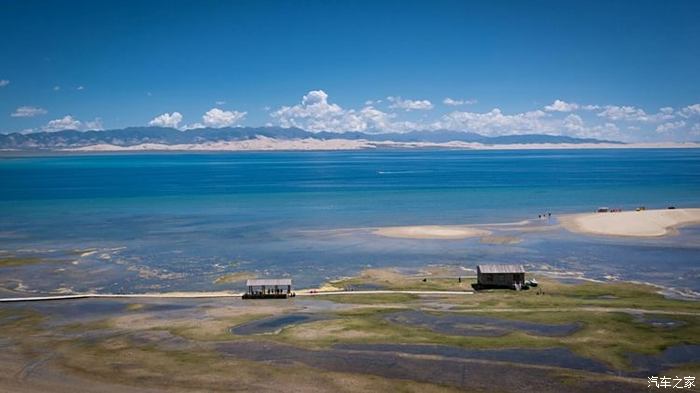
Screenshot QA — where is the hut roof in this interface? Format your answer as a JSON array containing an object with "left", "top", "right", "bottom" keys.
[
  {"left": 246, "top": 278, "right": 292, "bottom": 287},
  {"left": 477, "top": 264, "right": 525, "bottom": 274}
]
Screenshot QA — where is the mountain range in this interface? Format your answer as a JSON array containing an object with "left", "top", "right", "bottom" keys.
[{"left": 0, "top": 127, "right": 622, "bottom": 151}]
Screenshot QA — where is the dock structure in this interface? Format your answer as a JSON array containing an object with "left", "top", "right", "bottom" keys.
[
  {"left": 243, "top": 278, "right": 293, "bottom": 299},
  {"left": 476, "top": 264, "right": 526, "bottom": 289}
]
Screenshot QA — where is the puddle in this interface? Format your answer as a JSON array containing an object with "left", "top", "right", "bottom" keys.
[
  {"left": 633, "top": 314, "right": 686, "bottom": 329},
  {"left": 231, "top": 314, "right": 326, "bottom": 335},
  {"left": 217, "top": 341, "right": 639, "bottom": 392},
  {"left": 385, "top": 311, "right": 581, "bottom": 337},
  {"left": 335, "top": 343, "right": 610, "bottom": 373},
  {"left": 627, "top": 344, "right": 700, "bottom": 376}
]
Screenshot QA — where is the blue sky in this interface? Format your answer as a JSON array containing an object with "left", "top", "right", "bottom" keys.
[{"left": 1, "top": 0, "right": 699, "bottom": 141}]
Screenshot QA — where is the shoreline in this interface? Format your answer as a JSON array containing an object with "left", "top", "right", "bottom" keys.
[
  {"left": 370, "top": 208, "right": 700, "bottom": 239},
  {"left": 2, "top": 141, "right": 700, "bottom": 155}
]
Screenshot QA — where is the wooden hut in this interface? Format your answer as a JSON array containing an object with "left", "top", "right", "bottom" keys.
[
  {"left": 243, "top": 278, "right": 293, "bottom": 299},
  {"left": 476, "top": 264, "right": 525, "bottom": 289}
]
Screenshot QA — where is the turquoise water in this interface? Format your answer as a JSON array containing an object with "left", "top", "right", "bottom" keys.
[{"left": 1, "top": 149, "right": 699, "bottom": 295}]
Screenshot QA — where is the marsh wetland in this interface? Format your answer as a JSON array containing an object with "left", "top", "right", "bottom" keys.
[{"left": 1, "top": 268, "right": 698, "bottom": 392}]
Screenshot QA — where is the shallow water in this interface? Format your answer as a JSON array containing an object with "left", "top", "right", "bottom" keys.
[
  {"left": 217, "top": 340, "right": 639, "bottom": 392},
  {"left": 627, "top": 344, "right": 700, "bottom": 376},
  {"left": 231, "top": 314, "right": 326, "bottom": 335},
  {"left": 1, "top": 149, "right": 699, "bottom": 295},
  {"left": 384, "top": 310, "right": 582, "bottom": 337},
  {"left": 334, "top": 344, "right": 610, "bottom": 373}
]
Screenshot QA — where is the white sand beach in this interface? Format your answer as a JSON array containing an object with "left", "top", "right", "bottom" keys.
[
  {"left": 59, "top": 138, "right": 700, "bottom": 152},
  {"left": 559, "top": 208, "right": 700, "bottom": 237},
  {"left": 373, "top": 225, "right": 491, "bottom": 239}
]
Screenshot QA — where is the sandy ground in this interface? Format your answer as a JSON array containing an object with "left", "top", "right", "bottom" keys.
[
  {"left": 57, "top": 138, "right": 700, "bottom": 152},
  {"left": 373, "top": 225, "right": 491, "bottom": 239},
  {"left": 559, "top": 208, "right": 700, "bottom": 237}
]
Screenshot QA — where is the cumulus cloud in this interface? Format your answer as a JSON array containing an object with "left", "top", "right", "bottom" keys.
[
  {"left": 691, "top": 123, "right": 700, "bottom": 136},
  {"left": 43, "top": 115, "right": 81, "bottom": 131},
  {"left": 268, "top": 90, "right": 700, "bottom": 141},
  {"left": 271, "top": 90, "right": 398, "bottom": 132},
  {"left": 149, "top": 112, "right": 183, "bottom": 128},
  {"left": 544, "top": 100, "right": 579, "bottom": 112},
  {"left": 562, "top": 114, "right": 585, "bottom": 133},
  {"left": 437, "top": 108, "right": 550, "bottom": 135},
  {"left": 202, "top": 108, "right": 247, "bottom": 128},
  {"left": 561, "top": 114, "right": 620, "bottom": 139},
  {"left": 443, "top": 97, "right": 477, "bottom": 106},
  {"left": 679, "top": 104, "right": 700, "bottom": 118},
  {"left": 387, "top": 96, "right": 434, "bottom": 111},
  {"left": 53, "top": 85, "right": 61, "bottom": 91},
  {"left": 656, "top": 120, "right": 686, "bottom": 133},
  {"left": 40, "top": 115, "right": 102, "bottom": 132},
  {"left": 84, "top": 118, "right": 104, "bottom": 131},
  {"left": 76, "top": 86, "right": 85, "bottom": 91},
  {"left": 0, "top": 79, "right": 9, "bottom": 87},
  {"left": 597, "top": 105, "right": 643, "bottom": 121},
  {"left": 11, "top": 106, "right": 47, "bottom": 117},
  {"left": 596, "top": 105, "right": 674, "bottom": 122}
]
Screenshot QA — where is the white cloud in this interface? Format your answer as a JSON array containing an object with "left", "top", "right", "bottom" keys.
[
  {"left": 38, "top": 115, "right": 103, "bottom": 132},
  {"left": 148, "top": 112, "right": 183, "bottom": 128},
  {"left": 83, "top": 118, "right": 104, "bottom": 131},
  {"left": 437, "top": 108, "right": 550, "bottom": 135},
  {"left": 656, "top": 120, "right": 686, "bottom": 133},
  {"left": 544, "top": 100, "right": 579, "bottom": 112},
  {"left": 596, "top": 105, "right": 674, "bottom": 122},
  {"left": 597, "top": 105, "right": 646, "bottom": 121},
  {"left": 679, "top": 104, "right": 700, "bottom": 118},
  {"left": 0, "top": 80, "right": 9, "bottom": 87},
  {"left": 562, "top": 114, "right": 585, "bottom": 133},
  {"left": 215, "top": 100, "right": 226, "bottom": 106},
  {"left": 42, "top": 115, "right": 81, "bottom": 132},
  {"left": 11, "top": 106, "right": 47, "bottom": 118},
  {"left": 443, "top": 97, "right": 477, "bottom": 106},
  {"left": 271, "top": 90, "right": 404, "bottom": 133},
  {"left": 387, "top": 96, "right": 434, "bottom": 111},
  {"left": 691, "top": 123, "right": 700, "bottom": 136},
  {"left": 53, "top": 85, "right": 61, "bottom": 91},
  {"left": 202, "top": 108, "right": 247, "bottom": 128},
  {"left": 268, "top": 90, "right": 700, "bottom": 141}
]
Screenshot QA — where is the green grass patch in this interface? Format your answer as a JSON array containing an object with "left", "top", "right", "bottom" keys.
[
  {"left": 321, "top": 293, "right": 419, "bottom": 304},
  {"left": 213, "top": 271, "right": 256, "bottom": 285},
  {"left": 0, "top": 257, "right": 44, "bottom": 267}
]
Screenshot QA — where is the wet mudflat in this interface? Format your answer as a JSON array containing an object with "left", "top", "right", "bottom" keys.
[
  {"left": 334, "top": 344, "right": 610, "bottom": 373},
  {"left": 231, "top": 314, "right": 328, "bottom": 335},
  {"left": 385, "top": 310, "right": 581, "bottom": 336},
  {"left": 217, "top": 340, "right": 640, "bottom": 393},
  {"left": 634, "top": 314, "right": 687, "bottom": 329}
]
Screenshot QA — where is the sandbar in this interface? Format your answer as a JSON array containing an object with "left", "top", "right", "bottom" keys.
[
  {"left": 373, "top": 225, "right": 491, "bottom": 239},
  {"left": 559, "top": 208, "right": 700, "bottom": 237}
]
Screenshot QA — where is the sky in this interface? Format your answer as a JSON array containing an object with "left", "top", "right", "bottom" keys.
[{"left": 1, "top": 0, "right": 699, "bottom": 142}]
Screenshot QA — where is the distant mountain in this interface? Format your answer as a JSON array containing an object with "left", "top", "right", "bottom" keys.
[{"left": 0, "top": 126, "right": 622, "bottom": 151}]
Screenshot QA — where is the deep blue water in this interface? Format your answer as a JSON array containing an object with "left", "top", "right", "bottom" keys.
[{"left": 1, "top": 149, "right": 699, "bottom": 295}]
